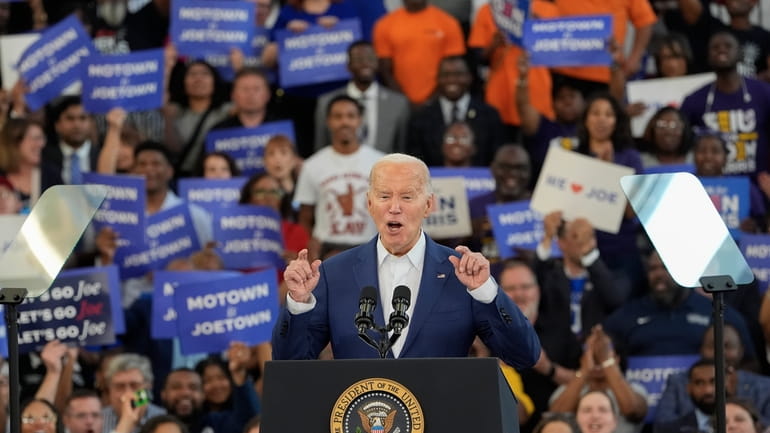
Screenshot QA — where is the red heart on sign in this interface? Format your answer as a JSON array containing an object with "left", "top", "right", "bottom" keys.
[{"left": 570, "top": 183, "right": 583, "bottom": 194}]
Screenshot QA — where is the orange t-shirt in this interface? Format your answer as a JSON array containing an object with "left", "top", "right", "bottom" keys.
[
  {"left": 551, "top": 0, "right": 657, "bottom": 83},
  {"left": 373, "top": 5, "right": 466, "bottom": 105},
  {"left": 468, "top": 3, "right": 555, "bottom": 126}
]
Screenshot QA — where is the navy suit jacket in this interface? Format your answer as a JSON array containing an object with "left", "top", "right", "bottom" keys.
[{"left": 272, "top": 235, "right": 541, "bottom": 369}]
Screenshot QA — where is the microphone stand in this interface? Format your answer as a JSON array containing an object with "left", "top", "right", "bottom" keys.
[{"left": 358, "top": 323, "right": 402, "bottom": 359}]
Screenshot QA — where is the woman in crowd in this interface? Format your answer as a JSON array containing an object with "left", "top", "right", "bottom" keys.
[
  {"left": 651, "top": 33, "right": 693, "bottom": 78},
  {"left": 21, "top": 399, "right": 63, "bottom": 433},
  {"left": 640, "top": 106, "right": 693, "bottom": 169},
  {"left": 441, "top": 121, "right": 476, "bottom": 168},
  {"left": 262, "top": 134, "right": 301, "bottom": 213},
  {"left": 0, "top": 118, "right": 55, "bottom": 212},
  {"left": 194, "top": 343, "right": 261, "bottom": 433},
  {"left": 550, "top": 326, "right": 647, "bottom": 433},
  {"left": 575, "top": 391, "right": 619, "bottom": 433},
  {"left": 725, "top": 398, "right": 765, "bottom": 433},
  {"left": 201, "top": 152, "right": 240, "bottom": 179},
  {"left": 576, "top": 93, "right": 644, "bottom": 293},
  {"left": 168, "top": 60, "right": 232, "bottom": 178},
  {"left": 239, "top": 172, "right": 309, "bottom": 264}
]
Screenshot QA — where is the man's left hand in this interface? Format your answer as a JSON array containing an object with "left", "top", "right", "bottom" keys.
[{"left": 448, "top": 245, "right": 490, "bottom": 290}]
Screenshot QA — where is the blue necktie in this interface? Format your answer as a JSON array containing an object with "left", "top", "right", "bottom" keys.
[{"left": 70, "top": 153, "right": 83, "bottom": 184}]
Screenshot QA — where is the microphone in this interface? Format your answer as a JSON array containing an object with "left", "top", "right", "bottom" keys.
[
  {"left": 388, "top": 285, "right": 411, "bottom": 334},
  {"left": 355, "top": 286, "right": 377, "bottom": 334}
]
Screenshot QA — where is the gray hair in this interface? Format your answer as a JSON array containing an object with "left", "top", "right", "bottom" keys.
[
  {"left": 104, "top": 353, "right": 153, "bottom": 387},
  {"left": 369, "top": 153, "right": 433, "bottom": 195}
]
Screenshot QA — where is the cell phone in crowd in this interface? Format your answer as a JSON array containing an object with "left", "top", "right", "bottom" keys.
[{"left": 130, "top": 389, "right": 151, "bottom": 408}]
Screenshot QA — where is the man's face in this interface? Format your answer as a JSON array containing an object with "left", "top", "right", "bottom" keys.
[
  {"left": 499, "top": 265, "right": 540, "bottom": 322},
  {"left": 437, "top": 59, "right": 471, "bottom": 102},
  {"left": 132, "top": 150, "right": 173, "bottom": 194},
  {"left": 348, "top": 45, "right": 378, "bottom": 84},
  {"left": 725, "top": 0, "right": 756, "bottom": 17},
  {"left": 491, "top": 147, "right": 531, "bottom": 201},
  {"left": 161, "top": 371, "right": 204, "bottom": 418},
  {"left": 553, "top": 86, "right": 584, "bottom": 124},
  {"left": 63, "top": 397, "right": 103, "bottom": 433},
  {"left": 688, "top": 365, "right": 717, "bottom": 415},
  {"left": 107, "top": 369, "right": 148, "bottom": 414},
  {"left": 647, "top": 251, "right": 681, "bottom": 306},
  {"left": 55, "top": 104, "right": 90, "bottom": 147},
  {"left": 232, "top": 74, "right": 270, "bottom": 114},
  {"left": 708, "top": 33, "right": 740, "bottom": 72},
  {"left": 367, "top": 161, "right": 433, "bottom": 256},
  {"left": 701, "top": 326, "right": 744, "bottom": 366},
  {"left": 327, "top": 100, "right": 362, "bottom": 150}
]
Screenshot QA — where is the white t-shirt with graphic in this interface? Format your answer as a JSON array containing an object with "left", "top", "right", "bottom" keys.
[{"left": 294, "top": 146, "right": 385, "bottom": 244}]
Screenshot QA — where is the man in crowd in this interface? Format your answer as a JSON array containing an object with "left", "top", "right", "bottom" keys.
[
  {"left": 315, "top": 41, "right": 409, "bottom": 154},
  {"left": 295, "top": 95, "right": 384, "bottom": 260},
  {"left": 101, "top": 353, "right": 166, "bottom": 433},
  {"left": 408, "top": 56, "right": 505, "bottom": 166}
]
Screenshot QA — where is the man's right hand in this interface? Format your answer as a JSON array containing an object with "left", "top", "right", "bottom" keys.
[{"left": 284, "top": 249, "right": 321, "bottom": 303}]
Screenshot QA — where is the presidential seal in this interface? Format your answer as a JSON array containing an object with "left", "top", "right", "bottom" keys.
[{"left": 330, "top": 378, "right": 424, "bottom": 433}]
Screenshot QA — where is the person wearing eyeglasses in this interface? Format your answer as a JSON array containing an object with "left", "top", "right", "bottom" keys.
[
  {"left": 440, "top": 121, "right": 476, "bottom": 168},
  {"left": 639, "top": 107, "right": 694, "bottom": 170},
  {"left": 239, "top": 172, "right": 310, "bottom": 266},
  {"left": 22, "top": 399, "right": 63, "bottom": 433}
]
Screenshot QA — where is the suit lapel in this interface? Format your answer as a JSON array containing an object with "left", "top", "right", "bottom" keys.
[{"left": 400, "top": 236, "right": 452, "bottom": 355}]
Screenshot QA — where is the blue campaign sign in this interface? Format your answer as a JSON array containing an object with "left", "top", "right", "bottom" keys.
[
  {"left": 490, "top": 0, "right": 530, "bottom": 47},
  {"left": 429, "top": 167, "right": 495, "bottom": 201},
  {"left": 16, "top": 266, "right": 121, "bottom": 352},
  {"left": 643, "top": 163, "right": 695, "bottom": 174},
  {"left": 276, "top": 18, "right": 361, "bottom": 88},
  {"left": 740, "top": 233, "right": 770, "bottom": 294},
  {"left": 17, "top": 15, "right": 95, "bottom": 110},
  {"left": 83, "top": 173, "right": 146, "bottom": 247},
  {"left": 487, "top": 200, "right": 561, "bottom": 259},
  {"left": 700, "top": 176, "right": 750, "bottom": 239},
  {"left": 625, "top": 355, "right": 699, "bottom": 422},
  {"left": 178, "top": 177, "right": 247, "bottom": 211},
  {"left": 213, "top": 205, "right": 284, "bottom": 270},
  {"left": 523, "top": 15, "right": 613, "bottom": 67},
  {"left": 175, "top": 269, "right": 279, "bottom": 354},
  {"left": 100, "top": 265, "right": 126, "bottom": 335},
  {"left": 205, "top": 27, "right": 270, "bottom": 82},
  {"left": 114, "top": 205, "right": 201, "bottom": 279},
  {"left": 205, "top": 120, "right": 295, "bottom": 176},
  {"left": 151, "top": 270, "right": 240, "bottom": 339},
  {"left": 82, "top": 49, "right": 165, "bottom": 114},
  {"left": 171, "top": 0, "right": 255, "bottom": 57}
]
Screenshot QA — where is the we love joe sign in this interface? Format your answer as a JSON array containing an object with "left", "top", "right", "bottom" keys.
[{"left": 530, "top": 146, "right": 634, "bottom": 234}]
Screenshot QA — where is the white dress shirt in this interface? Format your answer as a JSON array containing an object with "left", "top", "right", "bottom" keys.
[
  {"left": 59, "top": 140, "right": 92, "bottom": 184},
  {"left": 439, "top": 93, "right": 470, "bottom": 125},
  {"left": 347, "top": 81, "right": 379, "bottom": 149}
]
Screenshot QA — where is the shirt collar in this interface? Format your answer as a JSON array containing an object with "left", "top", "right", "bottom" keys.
[
  {"left": 59, "top": 140, "right": 91, "bottom": 159},
  {"left": 377, "top": 231, "right": 426, "bottom": 268},
  {"left": 439, "top": 93, "right": 470, "bottom": 116},
  {"left": 347, "top": 81, "right": 379, "bottom": 100}
]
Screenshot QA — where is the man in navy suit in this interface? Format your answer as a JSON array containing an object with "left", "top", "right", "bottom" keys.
[{"left": 272, "top": 153, "right": 541, "bottom": 368}]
